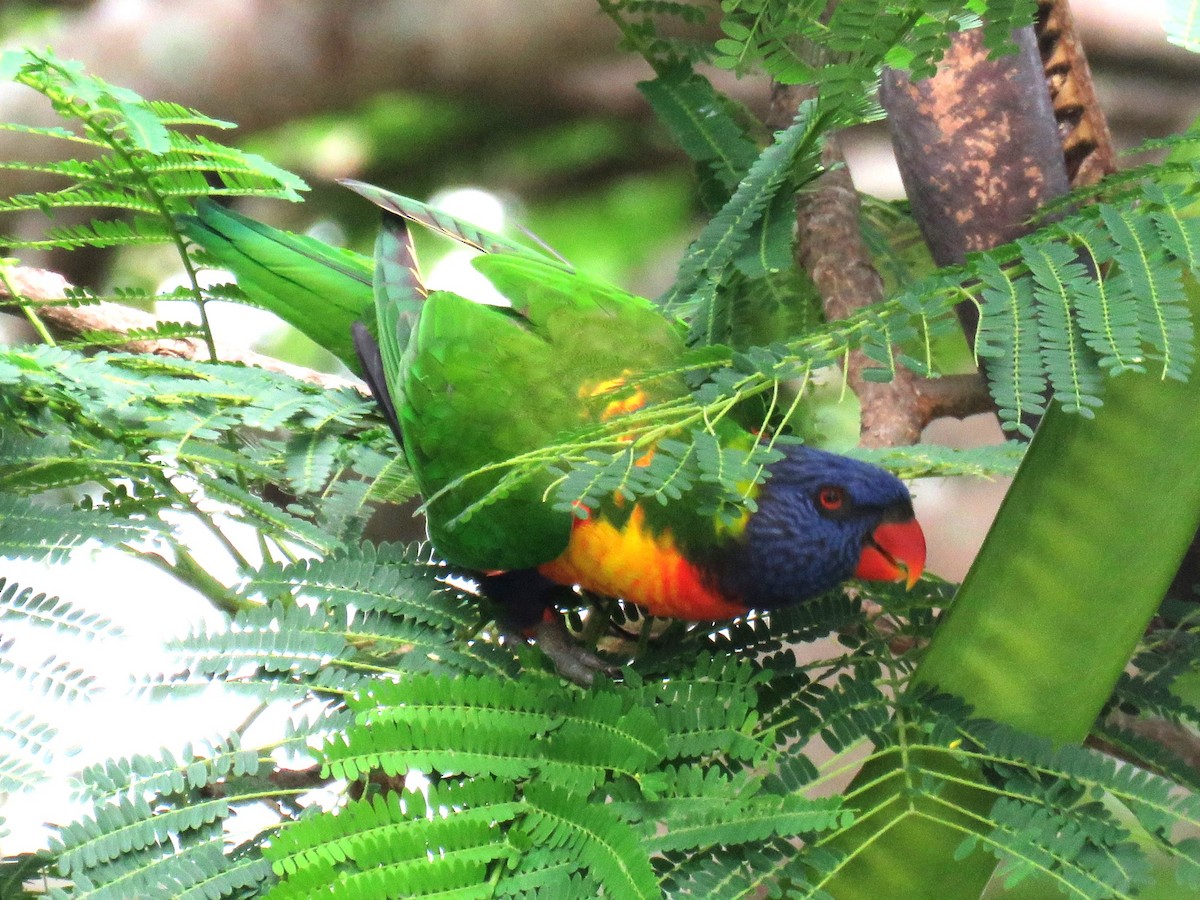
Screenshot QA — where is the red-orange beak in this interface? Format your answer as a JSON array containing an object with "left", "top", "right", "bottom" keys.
[{"left": 854, "top": 518, "right": 926, "bottom": 589}]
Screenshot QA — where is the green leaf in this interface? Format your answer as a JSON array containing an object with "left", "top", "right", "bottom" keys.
[
  {"left": 0, "top": 494, "right": 160, "bottom": 563},
  {"left": 523, "top": 783, "right": 659, "bottom": 900},
  {"left": 114, "top": 99, "right": 171, "bottom": 153},
  {"left": 637, "top": 67, "right": 759, "bottom": 192}
]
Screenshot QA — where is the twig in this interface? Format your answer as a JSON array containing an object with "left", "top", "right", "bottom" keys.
[
  {"left": 913, "top": 373, "right": 993, "bottom": 423},
  {"left": 0, "top": 264, "right": 362, "bottom": 392},
  {"left": 794, "top": 139, "right": 926, "bottom": 448}
]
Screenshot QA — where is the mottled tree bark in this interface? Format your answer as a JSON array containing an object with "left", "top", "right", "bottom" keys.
[
  {"left": 881, "top": 27, "right": 1071, "bottom": 264},
  {"left": 879, "top": 21, "right": 1097, "bottom": 437},
  {"left": 794, "top": 137, "right": 927, "bottom": 448}
]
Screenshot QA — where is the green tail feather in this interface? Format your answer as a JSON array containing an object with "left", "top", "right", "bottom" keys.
[
  {"left": 340, "top": 179, "right": 570, "bottom": 267},
  {"left": 371, "top": 214, "right": 425, "bottom": 412},
  {"left": 177, "top": 200, "right": 374, "bottom": 371}
]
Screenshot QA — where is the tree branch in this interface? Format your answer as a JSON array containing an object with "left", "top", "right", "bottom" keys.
[
  {"left": 794, "top": 136, "right": 924, "bottom": 448},
  {"left": 913, "top": 373, "right": 993, "bottom": 423},
  {"left": 881, "top": 26, "right": 1071, "bottom": 269},
  {"left": 770, "top": 84, "right": 994, "bottom": 447},
  {"left": 0, "top": 264, "right": 361, "bottom": 391},
  {"left": 879, "top": 23, "right": 1079, "bottom": 438},
  {"left": 1036, "top": 0, "right": 1119, "bottom": 186}
]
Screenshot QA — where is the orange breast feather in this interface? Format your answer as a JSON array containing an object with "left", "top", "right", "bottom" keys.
[{"left": 538, "top": 505, "right": 746, "bottom": 621}]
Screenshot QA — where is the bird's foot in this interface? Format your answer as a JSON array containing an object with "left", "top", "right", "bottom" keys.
[
  {"left": 479, "top": 569, "right": 621, "bottom": 686},
  {"left": 530, "top": 615, "right": 620, "bottom": 687}
]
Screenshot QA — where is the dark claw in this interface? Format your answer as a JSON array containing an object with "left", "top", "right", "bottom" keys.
[{"left": 531, "top": 616, "right": 620, "bottom": 687}]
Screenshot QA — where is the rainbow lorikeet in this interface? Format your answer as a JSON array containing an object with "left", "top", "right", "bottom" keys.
[{"left": 181, "top": 185, "right": 926, "bottom": 682}]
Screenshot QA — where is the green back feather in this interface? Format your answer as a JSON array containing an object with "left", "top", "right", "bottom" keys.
[
  {"left": 387, "top": 249, "right": 688, "bottom": 570},
  {"left": 182, "top": 188, "right": 745, "bottom": 569}
]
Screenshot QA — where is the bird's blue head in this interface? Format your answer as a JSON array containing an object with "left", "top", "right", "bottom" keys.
[{"left": 716, "top": 446, "right": 926, "bottom": 609}]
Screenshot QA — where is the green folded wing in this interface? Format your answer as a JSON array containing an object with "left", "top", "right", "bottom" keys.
[
  {"left": 397, "top": 253, "right": 688, "bottom": 570},
  {"left": 178, "top": 200, "right": 374, "bottom": 370}
]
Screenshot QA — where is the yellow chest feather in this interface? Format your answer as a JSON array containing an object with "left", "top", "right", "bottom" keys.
[{"left": 538, "top": 505, "right": 746, "bottom": 621}]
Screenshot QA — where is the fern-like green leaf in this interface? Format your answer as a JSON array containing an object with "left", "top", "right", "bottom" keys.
[
  {"left": 1101, "top": 202, "right": 1195, "bottom": 382},
  {"left": 627, "top": 765, "right": 849, "bottom": 853},
  {"left": 237, "top": 543, "right": 468, "bottom": 625},
  {"left": 0, "top": 577, "right": 120, "bottom": 638},
  {"left": 522, "top": 782, "right": 660, "bottom": 900},
  {"left": 0, "top": 713, "right": 56, "bottom": 793},
  {"left": 327, "top": 675, "right": 667, "bottom": 792},
  {"left": 667, "top": 99, "right": 828, "bottom": 336},
  {"left": 264, "top": 779, "right": 520, "bottom": 899},
  {"left": 637, "top": 66, "right": 759, "bottom": 193},
  {"left": 1023, "top": 239, "right": 1104, "bottom": 416},
  {"left": 53, "top": 796, "right": 230, "bottom": 876},
  {"left": 973, "top": 253, "right": 1045, "bottom": 435},
  {"left": 72, "top": 737, "right": 261, "bottom": 807},
  {"left": 0, "top": 495, "right": 158, "bottom": 562},
  {"left": 165, "top": 602, "right": 346, "bottom": 681}
]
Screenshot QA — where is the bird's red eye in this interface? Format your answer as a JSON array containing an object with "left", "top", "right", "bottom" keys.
[{"left": 818, "top": 486, "right": 844, "bottom": 511}]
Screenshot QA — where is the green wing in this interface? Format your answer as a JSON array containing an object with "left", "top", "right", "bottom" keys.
[
  {"left": 395, "top": 252, "right": 688, "bottom": 570},
  {"left": 178, "top": 201, "right": 374, "bottom": 370},
  {"left": 181, "top": 188, "right": 693, "bottom": 571}
]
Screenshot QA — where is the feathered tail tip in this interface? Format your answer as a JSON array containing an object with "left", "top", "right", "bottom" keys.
[
  {"left": 176, "top": 199, "right": 374, "bottom": 372},
  {"left": 339, "top": 178, "right": 569, "bottom": 266},
  {"left": 341, "top": 178, "right": 495, "bottom": 254},
  {"left": 374, "top": 212, "right": 426, "bottom": 345}
]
